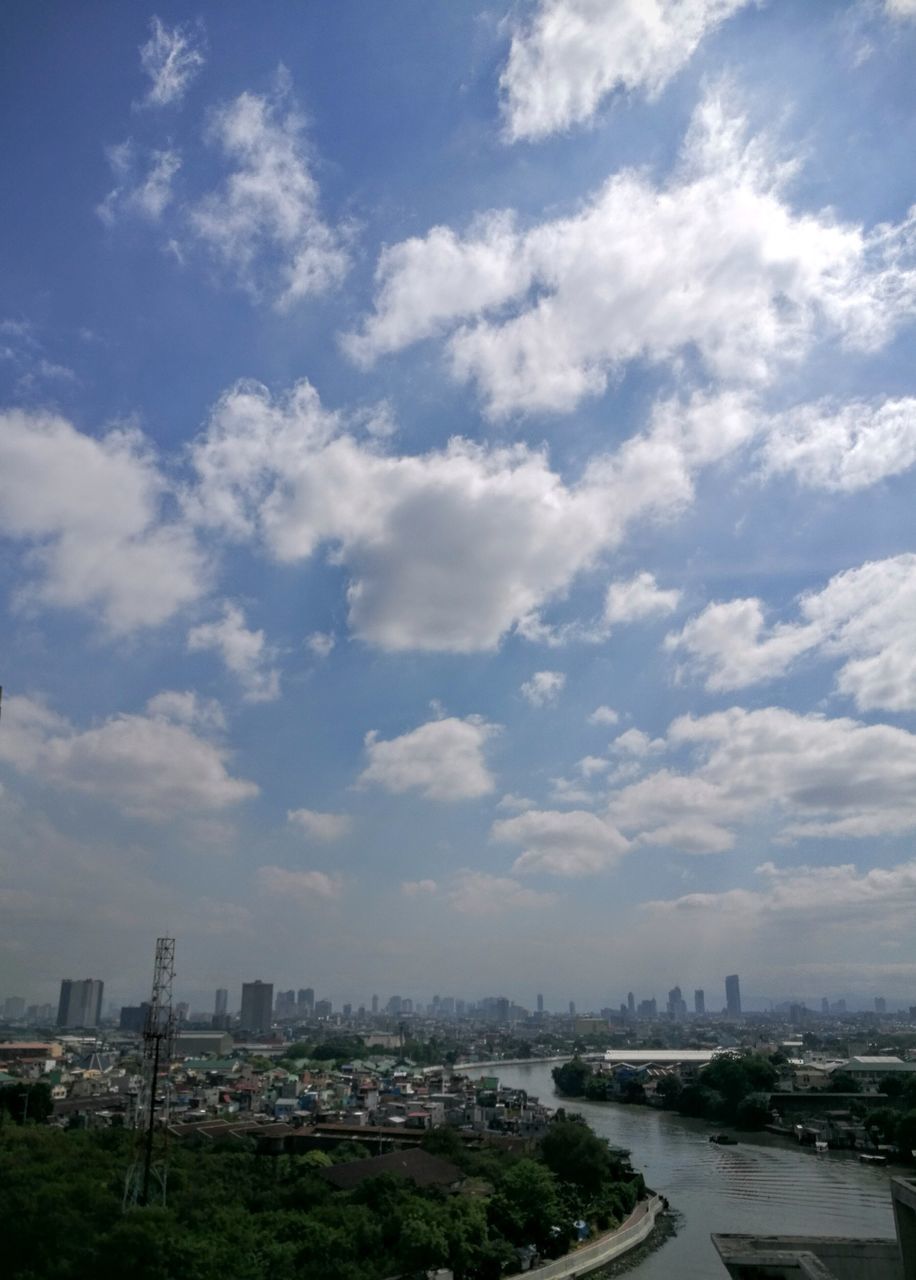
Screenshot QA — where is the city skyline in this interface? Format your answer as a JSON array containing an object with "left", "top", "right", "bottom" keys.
[{"left": 2, "top": 4, "right": 916, "bottom": 1004}]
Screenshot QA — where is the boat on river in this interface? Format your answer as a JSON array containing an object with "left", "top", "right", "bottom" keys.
[
  {"left": 709, "top": 1133, "right": 739, "bottom": 1145},
  {"left": 858, "top": 1153, "right": 887, "bottom": 1165}
]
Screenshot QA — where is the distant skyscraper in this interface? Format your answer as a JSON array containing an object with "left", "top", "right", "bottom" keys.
[
  {"left": 667, "top": 986, "right": 687, "bottom": 1020},
  {"left": 297, "top": 987, "right": 314, "bottom": 1013},
  {"left": 875, "top": 996, "right": 887, "bottom": 1015},
  {"left": 314, "top": 998, "right": 331, "bottom": 1018},
  {"left": 57, "top": 978, "right": 104, "bottom": 1028},
  {"left": 240, "top": 980, "right": 273, "bottom": 1034},
  {"left": 3, "top": 996, "right": 25, "bottom": 1020},
  {"left": 371, "top": 993, "right": 379, "bottom": 1014},
  {"left": 627, "top": 992, "right": 635, "bottom": 1016},
  {"left": 214, "top": 988, "right": 228, "bottom": 1017},
  {"left": 821, "top": 997, "right": 830, "bottom": 1014},
  {"left": 537, "top": 993, "right": 544, "bottom": 1013},
  {"left": 694, "top": 989, "right": 705, "bottom": 1016},
  {"left": 568, "top": 1000, "right": 576, "bottom": 1016},
  {"left": 725, "top": 974, "right": 741, "bottom": 1018}
]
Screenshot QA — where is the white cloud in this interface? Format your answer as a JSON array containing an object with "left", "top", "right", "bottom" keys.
[
  {"left": 139, "top": 16, "right": 205, "bottom": 108},
  {"left": 493, "top": 808, "right": 629, "bottom": 877},
  {"left": 306, "top": 630, "right": 335, "bottom": 657},
  {"left": 500, "top": 0, "right": 751, "bottom": 142},
  {"left": 359, "top": 715, "right": 498, "bottom": 801},
  {"left": 346, "top": 90, "right": 916, "bottom": 416},
  {"left": 588, "top": 705, "right": 619, "bottom": 726},
  {"left": 666, "top": 554, "right": 916, "bottom": 711},
  {"left": 610, "top": 728, "right": 665, "bottom": 756},
  {"left": 646, "top": 856, "right": 916, "bottom": 928},
  {"left": 446, "top": 870, "right": 557, "bottom": 915},
  {"left": 577, "top": 755, "right": 612, "bottom": 777},
  {"left": 401, "top": 879, "right": 438, "bottom": 897},
  {"left": 885, "top": 0, "right": 916, "bottom": 18},
  {"left": 761, "top": 396, "right": 916, "bottom": 491},
  {"left": 287, "top": 808, "right": 352, "bottom": 841},
  {"left": 145, "top": 690, "right": 226, "bottom": 732},
  {"left": 257, "top": 865, "right": 342, "bottom": 902},
  {"left": 0, "top": 409, "right": 205, "bottom": 632},
  {"left": 187, "top": 602, "right": 280, "bottom": 702},
  {"left": 521, "top": 670, "right": 566, "bottom": 707},
  {"left": 188, "top": 378, "right": 754, "bottom": 652},
  {"left": 97, "top": 142, "right": 181, "bottom": 225},
  {"left": 192, "top": 79, "right": 348, "bottom": 307},
  {"left": 608, "top": 705, "right": 916, "bottom": 847},
  {"left": 0, "top": 694, "right": 257, "bottom": 819},
  {"left": 604, "top": 571, "right": 681, "bottom": 625}
]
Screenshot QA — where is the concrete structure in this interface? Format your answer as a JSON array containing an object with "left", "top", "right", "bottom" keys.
[
  {"left": 832, "top": 1057, "right": 916, "bottom": 1089},
  {"left": 57, "top": 978, "right": 104, "bottom": 1029},
  {"left": 214, "top": 989, "right": 228, "bottom": 1017},
  {"left": 3, "top": 996, "right": 25, "bottom": 1020},
  {"left": 695, "top": 988, "right": 706, "bottom": 1016},
  {"left": 240, "top": 980, "right": 273, "bottom": 1035},
  {"left": 530, "top": 1196, "right": 664, "bottom": 1280},
  {"left": 713, "top": 1176, "right": 916, "bottom": 1279},
  {"left": 726, "top": 973, "right": 741, "bottom": 1018},
  {"left": 603, "top": 1048, "right": 722, "bottom": 1066},
  {"left": 175, "top": 1030, "right": 233, "bottom": 1056}
]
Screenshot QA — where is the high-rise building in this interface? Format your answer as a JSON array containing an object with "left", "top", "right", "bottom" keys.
[
  {"left": 667, "top": 986, "right": 687, "bottom": 1020},
  {"left": 119, "top": 1002, "right": 151, "bottom": 1033},
  {"left": 240, "top": 980, "right": 273, "bottom": 1034},
  {"left": 637, "top": 997, "right": 657, "bottom": 1018},
  {"left": 371, "top": 993, "right": 379, "bottom": 1014},
  {"left": 297, "top": 987, "right": 314, "bottom": 1013},
  {"left": 875, "top": 996, "right": 887, "bottom": 1015},
  {"left": 314, "top": 998, "right": 332, "bottom": 1018},
  {"left": 275, "top": 989, "right": 296, "bottom": 1019},
  {"left": 694, "top": 988, "right": 705, "bottom": 1016},
  {"left": 537, "top": 993, "right": 544, "bottom": 1014},
  {"left": 342, "top": 1003, "right": 352, "bottom": 1018},
  {"left": 725, "top": 974, "right": 741, "bottom": 1018},
  {"left": 821, "top": 997, "right": 830, "bottom": 1014},
  {"left": 627, "top": 991, "right": 635, "bottom": 1016},
  {"left": 3, "top": 996, "right": 25, "bottom": 1020},
  {"left": 214, "top": 988, "right": 228, "bottom": 1017},
  {"left": 57, "top": 978, "right": 104, "bottom": 1028},
  {"left": 568, "top": 1000, "right": 576, "bottom": 1016}
]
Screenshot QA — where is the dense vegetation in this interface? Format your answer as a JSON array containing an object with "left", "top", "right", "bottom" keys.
[
  {"left": 553, "top": 1055, "right": 916, "bottom": 1142},
  {"left": 0, "top": 1115, "right": 645, "bottom": 1280}
]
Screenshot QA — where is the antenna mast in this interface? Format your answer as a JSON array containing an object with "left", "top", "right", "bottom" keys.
[{"left": 124, "top": 936, "right": 176, "bottom": 1208}]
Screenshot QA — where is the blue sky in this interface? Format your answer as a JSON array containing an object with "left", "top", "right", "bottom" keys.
[{"left": 3, "top": 1, "right": 916, "bottom": 1013}]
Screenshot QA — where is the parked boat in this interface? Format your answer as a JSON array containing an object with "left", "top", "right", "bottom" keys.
[
  {"left": 815, "top": 1140, "right": 829, "bottom": 1153},
  {"left": 710, "top": 1133, "right": 739, "bottom": 1145},
  {"left": 858, "top": 1153, "right": 887, "bottom": 1166}
]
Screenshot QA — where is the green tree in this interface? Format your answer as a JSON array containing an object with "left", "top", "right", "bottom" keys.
[
  {"left": 539, "top": 1120, "right": 615, "bottom": 1198},
  {"left": 866, "top": 1107, "right": 899, "bottom": 1147},
  {"left": 897, "top": 1110, "right": 916, "bottom": 1160},
  {"left": 655, "top": 1075, "right": 683, "bottom": 1109},
  {"left": 491, "top": 1158, "right": 561, "bottom": 1248},
  {"left": 829, "top": 1072, "right": 861, "bottom": 1094},
  {"left": 735, "top": 1092, "right": 771, "bottom": 1130},
  {"left": 0, "top": 1082, "right": 52, "bottom": 1125},
  {"left": 552, "top": 1058, "right": 592, "bottom": 1097}
]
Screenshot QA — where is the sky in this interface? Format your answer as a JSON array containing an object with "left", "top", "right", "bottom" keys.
[{"left": 2, "top": 0, "right": 916, "bottom": 1014}]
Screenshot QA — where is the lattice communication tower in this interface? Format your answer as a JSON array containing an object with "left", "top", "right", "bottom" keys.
[{"left": 124, "top": 936, "right": 176, "bottom": 1207}]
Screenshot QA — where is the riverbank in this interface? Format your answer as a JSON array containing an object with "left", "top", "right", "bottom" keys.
[{"left": 531, "top": 1196, "right": 666, "bottom": 1280}]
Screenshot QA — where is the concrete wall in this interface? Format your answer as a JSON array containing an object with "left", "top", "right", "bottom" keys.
[{"left": 529, "top": 1196, "right": 664, "bottom": 1280}]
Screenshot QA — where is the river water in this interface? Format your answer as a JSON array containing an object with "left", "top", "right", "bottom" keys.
[{"left": 488, "top": 1061, "right": 897, "bottom": 1279}]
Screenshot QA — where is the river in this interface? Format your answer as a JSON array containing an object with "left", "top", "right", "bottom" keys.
[{"left": 487, "top": 1060, "right": 897, "bottom": 1278}]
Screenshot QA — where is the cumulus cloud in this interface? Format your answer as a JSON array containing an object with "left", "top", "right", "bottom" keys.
[
  {"left": 446, "top": 870, "right": 557, "bottom": 915},
  {"left": 885, "top": 0, "right": 916, "bottom": 18},
  {"left": 610, "top": 728, "right": 665, "bottom": 756},
  {"left": 646, "top": 856, "right": 916, "bottom": 929},
  {"left": 359, "top": 715, "right": 498, "bottom": 801},
  {"left": 139, "top": 16, "right": 205, "bottom": 108},
  {"left": 401, "top": 879, "right": 438, "bottom": 897},
  {"left": 588, "top": 705, "right": 619, "bottom": 725},
  {"left": 187, "top": 378, "right": 754, "bottom": 652},
  {"left": 97, "top": 142, "right": 181, "bottom": 224},
  {"left": 145, "top": 690, "right": 226, "bottom": 732},
  {"left": 287, "top": 808, "right": 352, "bottom": 841},
  {"left": 500, "top": 0, "right": 751, "bottom": 141},
  {"left": 187, "top": 602, "right": 280, "bottom": 702},
  {"left": 257, "top": 865, "right": 342, "bottom": 902},
  {"left": 192, "top": 78, "right": 349, "bottom": 307},
  {"left": 0, "top": 409, "right": 205, "bottom": 632},
  {"left": 346, "top": 90, "right": 916, "bottom": 416},
  {"left": 306, "top": 630, "right": 335, "bottom": 657},
  {"left": 666, "top": 554, "right": 916, "bottom": 710},
  {"left": 604, "top": 572, "right": 681, "bottom": 625},
  {"left": 521, "top": 670, "right": 566, "bottom": 706},
  {"left": 761, "top": 396, "right": 916, "bottom": 491},
  {"left": 0, "top": 694, "right": 257, "bottom": 819},
  {"left": 608, "top": 705, "right": 916, "bottom": 848},
  {"left": 493, "top": 807, "right": 628, "bottom": 877}
]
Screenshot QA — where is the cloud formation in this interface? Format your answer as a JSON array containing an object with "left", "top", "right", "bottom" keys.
[
  {"left": 500, "top": 0, "right": 750, "bottom": 141},
  {"left": 493, "top": 808, "right": 629, "bottom": 876},
  {"left": 287, "top": 808, "right": 352, "bottom": 840},
  {"left": 346, "top": 91, "right": 916, "bottom": 416},
  {"left": 359, "top": 715, "right": 498, "bottom": 801},
  {"left": 97, "top": 142, "right": 181, "bottom": 225},
  {"left": 188, "top": 602, "right": 280, "bottom": 702},
  {"left": 192, "top": 79, "right": 349, "bottom": 307},
  {"left": 0, "top": 410, "right": 204, "bottom": 632},
  {"left": 187, "top": 379, "right": 755, "bottom": 652},
  {"left": 604, "top": 571, "right": 681, "bottom": 625},
  {"left": 139, "top": 16, "right": 205, "bottom": 108},
  {"left": 258, "top": 865, "right": 342, "bottom": 902},
  {"left": 666, "top": 554, "right": 916, "bottom": 710},
  {"left": 761, "top": 396, "right": 916, "bottom": 491},
  {"left": 521, "top": 670, "right": 566, "bottom": 707},
  {"left": 0, "top": 694, "right": 257, "bottom": 819}
]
